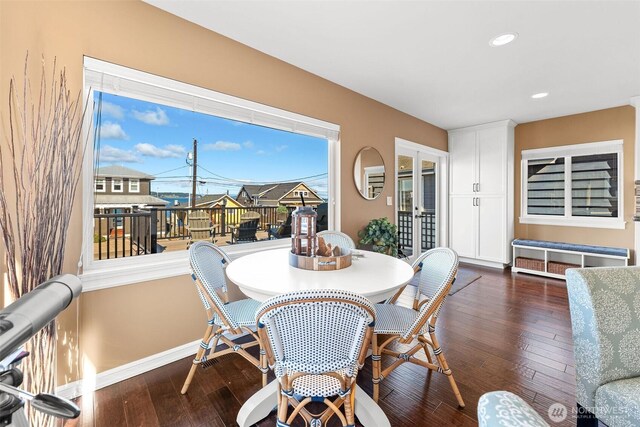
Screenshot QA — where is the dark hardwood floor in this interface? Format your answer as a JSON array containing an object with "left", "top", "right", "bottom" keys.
[{"left": 66, "top": 265, "right": 577, "bottom": 426}]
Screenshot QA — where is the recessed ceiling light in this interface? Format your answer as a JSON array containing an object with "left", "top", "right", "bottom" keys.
[
  {"left": 489, "top": 33, "right": 518, "bottom": 47},
  {"left": 531, "top": 92, "right": 549, "bottom": 99}
]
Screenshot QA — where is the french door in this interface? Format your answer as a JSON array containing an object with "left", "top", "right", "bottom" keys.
[{"left": 396, "top": 140, "right": 447, "bottom": 260}]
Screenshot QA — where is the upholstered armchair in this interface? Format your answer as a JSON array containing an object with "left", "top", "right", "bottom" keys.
[{"left": 566, "top": 267, "right": 640, "bottom": 426}]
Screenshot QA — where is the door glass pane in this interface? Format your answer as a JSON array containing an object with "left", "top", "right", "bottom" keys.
[
  {"left": 571, "top": 153, "right": 618, "bottom": 217},
  {"left": 421, "top": 160, "right": 436, "bottom": 251},
  {"left": 397, "top": 155, "right": 413, "bottom": 257},
  {"left": 527, "top": 157, "right": 565, "bottom": 216}
]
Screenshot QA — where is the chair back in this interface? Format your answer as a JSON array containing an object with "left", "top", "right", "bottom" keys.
[
  {"left": 566, "top": 267, "right": 640, "bottom": 409},
  {"left": 189, "top": 242, "right": 236, "bottom": 325},
  {"left": 412, "top": 247, "right": 458, "bottom": 300},
  {"left": 237, "top": 219, "right": 259, "bottom": 240},
  {"left": 256, "top": 290, "right": 375, "bottom": 377},
  {"left": 402, "top": 247, "right": 458, "bottom": 339},
  {"left": 188, "top": 210, "right": 213, "bottom": 241},
  {"left": 317, "top": 230, "right": 356, "bottom": 250}
]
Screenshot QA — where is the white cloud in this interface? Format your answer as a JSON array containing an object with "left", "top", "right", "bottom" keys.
[
  {"left": 99, "top": 145, "right": 140, "bottom": 163},
  {"left": 135, "top": 143, "right": 184, "bottom": 158},
  {"left": 256, "top": 150, "right": 266, "bottom": 155},
  {"left": 204, "top": 141, "right": 242, "bottom": 151},
  {"left": 243, "top": 141, "right": 255, "bottom": 149},
  {"left": 99, "top": 122, "right": 128, "bottom": 140},
  {"left": 132, "top": 107, "right": 170, "bottom": 125},
  {"left": 275, "top": 145, "right": 288, "bottom": 152},
  {"left": 165, "top": 144, "right": 187, "bottom": 155},
  {"left": 101, "top": 101, "right": 124, "bottom": 120}
]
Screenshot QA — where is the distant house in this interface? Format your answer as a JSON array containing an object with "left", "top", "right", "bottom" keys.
[
  {"left": 195, "top": 194, "right": 244, "bottom": 209},
  {"left": 236, "top": 182, "right": 323, "bottom": 207},
  {"left": 94, "top": 165, "right": 168, "bottom": 210}
]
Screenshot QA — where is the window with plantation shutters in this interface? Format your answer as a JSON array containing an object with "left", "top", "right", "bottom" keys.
[
  {"left": 571, "top": 153, "right": 618, "bottom": 218},
  {"left": 520, "top": 140, "right": 623, "bottom": 229},
  {"left": 527, "top": 157, "right": 565, "bottom": 216}
]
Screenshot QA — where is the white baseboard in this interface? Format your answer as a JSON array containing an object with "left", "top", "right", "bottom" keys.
[
  {"left": 56, "top": 331, "right": 250, "bottom": 400},
  {"left": 56, "top": 339, "right": 200, "bottom": 400},
  {"left": 459, "top": 257, "right": 508, "bottom": 269}
]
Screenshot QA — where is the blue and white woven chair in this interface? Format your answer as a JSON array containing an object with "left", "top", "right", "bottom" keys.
[
  {"left": 256, "top": 290, "right": 376, "bottom": 427},
  {"left": 317, "top": 230, "right": 356, "bottom": 250},
  {"left": 181, "top": 242, "right": 266, "bottom": 394},
  {"left": 371, "top": 247, "right": 464, "bottom": 407}
]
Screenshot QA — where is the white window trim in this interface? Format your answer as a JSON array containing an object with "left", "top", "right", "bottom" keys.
[
  {"left": 111, "top": 178, "right": 123, "bottom": 193},
  {"left": 519, "top": 139, "right": 625, "bottom": 229},
  {"left": 81, "top": 57, "right": 340, "bottom": 291},
  {"left": 129, "top": 178, "right": 140, "bottom": 193},
  {"left": 95, "top": 178, "right": 106, "bottom": 193}
]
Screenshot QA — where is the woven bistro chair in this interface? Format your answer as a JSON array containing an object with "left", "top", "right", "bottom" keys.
[
  {"left": 371, "top": 247, "right": 464, "bottom": 407},
  {"left": 181, "top": 241, "right": 267, "bottom": 394},
  {"left": 317, "top": 230, "right": 356, "bottom": 250},
  {"left": 256, "top": 290, "right": 376, "bottom": 427}
]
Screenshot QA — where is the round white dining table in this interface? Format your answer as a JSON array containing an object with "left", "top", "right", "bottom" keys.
[{"left": 228, "top": 247, "right": 414, "bottom": 427}]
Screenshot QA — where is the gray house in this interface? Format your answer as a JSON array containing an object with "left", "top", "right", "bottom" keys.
[{"left": 94, "top": 165, "right": 168, "bottom": 210}]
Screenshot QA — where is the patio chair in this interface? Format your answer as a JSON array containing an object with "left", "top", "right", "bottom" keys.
[
  {"left": 256, "top": 289, "right": 376, "bottom": 427},
  {"left": 371, "top": 247, "right": 464, "bottom": 407},
  {"left": 231, "top": 218, "right": 259, "bottom": 244},
  {"left": 268, "top": 211, "right": 293, "bottom": 239},
  {"left": 181, "top": 242, "right": 267, "bottom": 394},
  {"left": 317, "top": 230, "right": 356, "bottom": 250},
  {"left": 186, "top": 210, "right": 215, "bottom": 249}
]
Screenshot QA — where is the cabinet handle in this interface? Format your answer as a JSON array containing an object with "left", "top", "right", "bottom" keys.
[
  {"left": 472, "top": 197, "right": 476, "bottom": 207},
  {"left": 476, "top": 183, "right": 480, "bottom": 192}
]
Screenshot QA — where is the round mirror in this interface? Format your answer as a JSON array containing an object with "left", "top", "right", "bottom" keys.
[{"left": 354, "top": 147, "right": 385, "bottom": 200}]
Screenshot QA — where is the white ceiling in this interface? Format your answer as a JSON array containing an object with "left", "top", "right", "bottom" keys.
[{"left": 144, "top": 0, "right": 640, "bottom": 130}]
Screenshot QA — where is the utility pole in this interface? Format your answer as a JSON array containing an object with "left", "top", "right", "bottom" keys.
[{"left": 191, "top": 139, "right": 198, "bottom": 208}]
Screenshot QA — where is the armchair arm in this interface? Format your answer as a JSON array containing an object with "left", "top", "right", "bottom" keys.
[{"left": 477, "top": 391, "right": 549, "bottom": 427}]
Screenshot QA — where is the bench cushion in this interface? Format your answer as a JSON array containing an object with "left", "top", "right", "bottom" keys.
[
  {"left": 512, "top": 239, "right": 628, "bottom": 258},
  {"left": 596, "top": 377, "right": 640, "bottom": 426}
]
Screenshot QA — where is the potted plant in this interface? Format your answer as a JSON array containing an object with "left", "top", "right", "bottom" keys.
[{"left": 358, "top": 217, "right": 398, "bottom": 257}]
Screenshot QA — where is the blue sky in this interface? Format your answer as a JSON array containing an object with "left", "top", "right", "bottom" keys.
[{"left": 94, "top": 92, "right": 328, "bottom": 198}]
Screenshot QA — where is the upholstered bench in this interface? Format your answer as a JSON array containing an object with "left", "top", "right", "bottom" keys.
[{"left": 511, "top": 239, "right": 629, "bottom": 279}]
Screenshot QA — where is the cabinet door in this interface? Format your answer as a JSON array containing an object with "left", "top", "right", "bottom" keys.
[
  {"left": 476, "top": 127, "right": 505, "bottom": 194},
  {"left": 449, "top": 196, "right": 476, "bottom": 259},
  {"left": 449, "top": 131, "right": 476, "bottom": 195},
  {"left": 476, "top": 196, "right": 505, "bottom": 262}
]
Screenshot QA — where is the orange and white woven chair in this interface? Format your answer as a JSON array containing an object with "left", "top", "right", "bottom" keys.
[
  {"left": 256, "top": 289, "right": 376, "bottom": 427},
  {"left": 371, "top": 247, "right": 464, "bottom": 407},
  {"left": 181, "top": 242, "right": 267, "bottom": 394}
]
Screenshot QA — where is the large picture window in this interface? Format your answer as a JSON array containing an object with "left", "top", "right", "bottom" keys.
[
  {"left": 82, "top": 57, "right": 340, "bottom": 290},
  {"left": 520, "top": 140, "right": 623, "bottom": 228}
]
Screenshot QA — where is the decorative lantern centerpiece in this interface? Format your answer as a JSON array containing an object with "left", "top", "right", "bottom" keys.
[
  {"left": 289, "top": 204, "right": 353, "bottom": 271},
  {"left": 291, "top": 206, "right": 317, "bottom": 256}
]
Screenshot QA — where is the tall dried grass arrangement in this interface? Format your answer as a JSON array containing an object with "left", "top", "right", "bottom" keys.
[{"left": 0, "top": 55, "right": 87, "bottom": 427}]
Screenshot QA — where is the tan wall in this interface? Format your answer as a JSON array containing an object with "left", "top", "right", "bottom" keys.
[
  {"left": 515, "top": 106, "right": 636, "bottom": 256},
  {"left": 0, "top": 1, "right": 446, "bottom": 384}
]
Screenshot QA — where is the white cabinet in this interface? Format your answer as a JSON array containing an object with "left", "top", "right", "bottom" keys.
[{"left": 448, "top": 120, "right": 515, "bottom": 267}]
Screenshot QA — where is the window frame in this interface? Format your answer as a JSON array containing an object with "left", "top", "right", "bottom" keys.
[
  {"left": 111, "top": 178, "right": 124, "bottom": 193},
  {"left": 519, "top": 139, "right": 624, "bottom": 229},
  {"left": 129, "top": 178, "right": 140, "bottom": 193},
  {"left": 81, "top": 57, "right": 341, "bottom": 291},
  {"left": 94, "top": 178, "right": 106, "bottom": 193}
]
